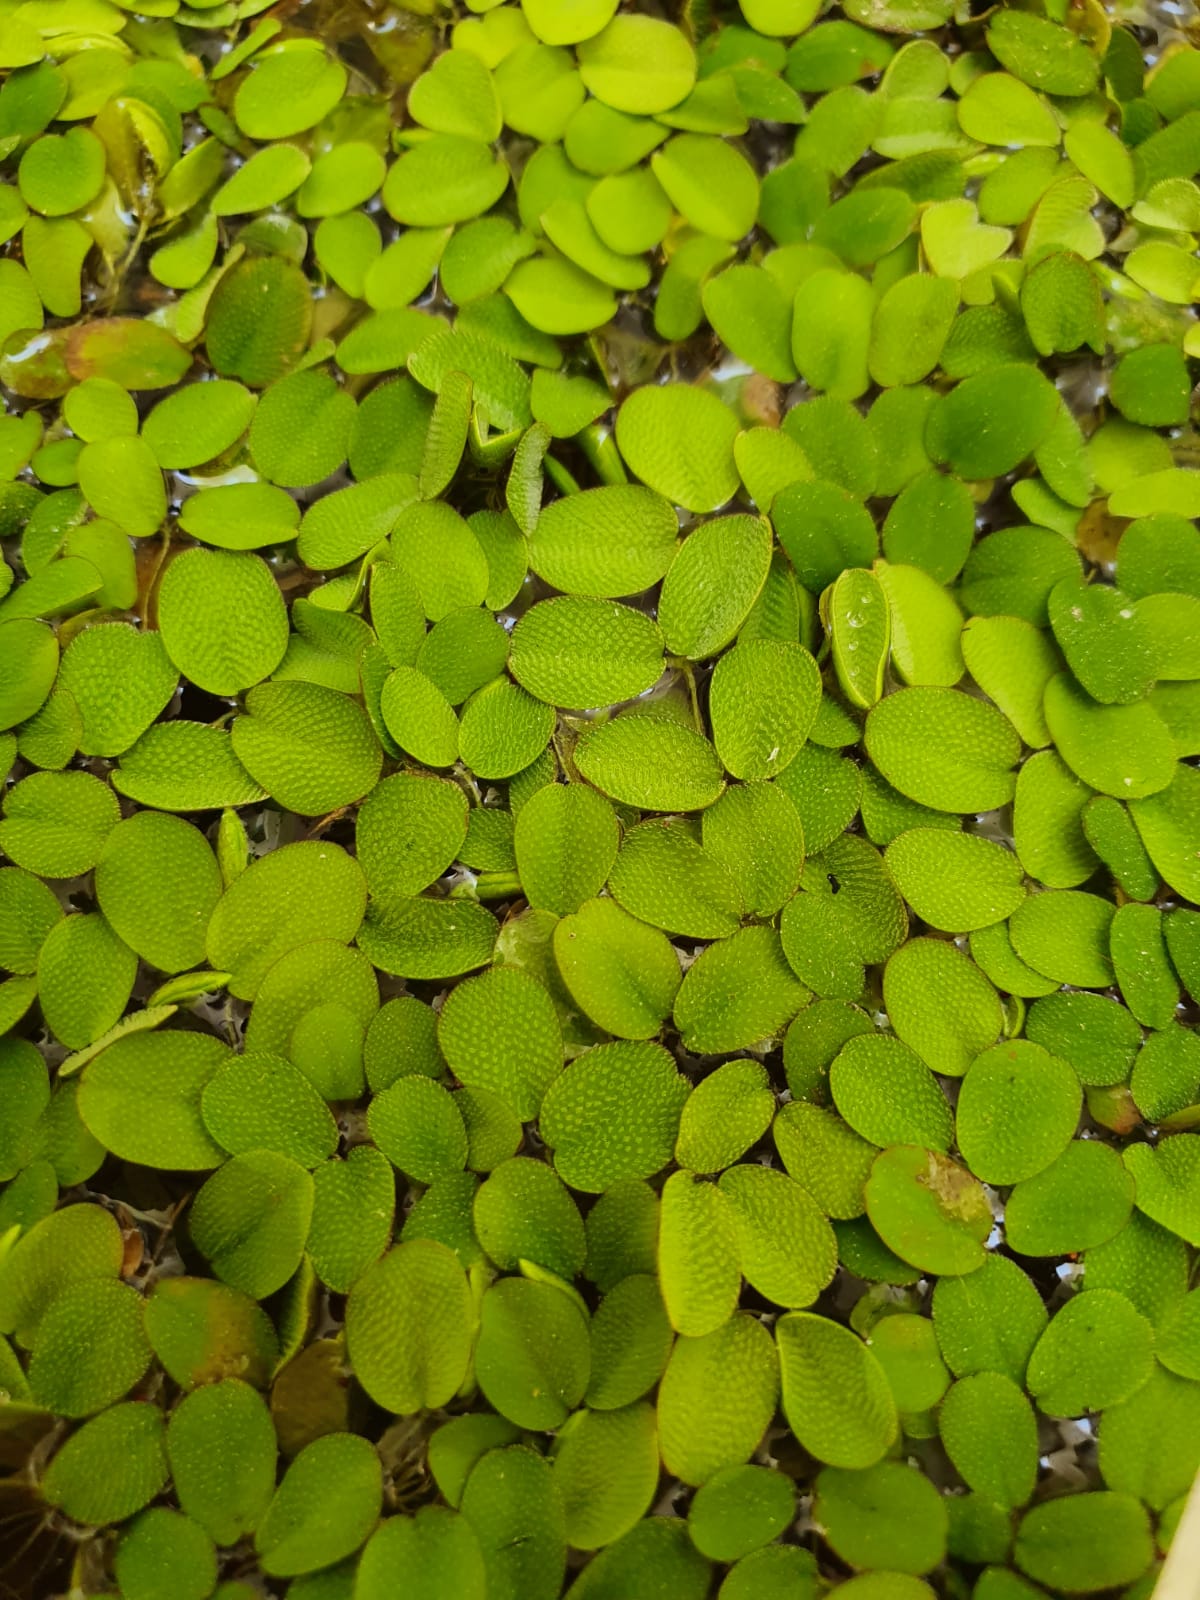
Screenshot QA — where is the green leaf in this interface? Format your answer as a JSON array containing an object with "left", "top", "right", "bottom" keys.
[
  {"left": 574, "top": 714, "right": 725, "bottom": 812},
  {"left": 0, "top": 619, "right": 57, "bottom": 732},
  {"left": 202, "top": 1052, "right": 338, "bottom": 1169},
  {"left": 1009, "top": 889, "right": 1115, "bottom": 989},
  {"left": 987, "top": 10, "right": 1099, "bottom": 94},
  {"left": 1005, "top": 1140, "right": 1134, "bottom": 1255},
  {"left": 79, "top": 1030, "right": 228, "bottom": 1170},
  {"left": 95, "top": 811, "right": 222, "bottom": 974},
  {"left": 41, "top": 1402, "right": 168, "bottom": 1526},
  {"left": 255, "top": 1432, "right": 381, "bottom": 1578},
  {"left": 356, "top": 772, "right": 468, "bottom": 902},
  {"left": 368, "top": 1073, "right": 467, "bottom": 1183},
  {"left": 0, "top": 866, "right": 61, "bottom": 976},
  {"left": 615, "top": 384, "right": 739, "bottom": 513},
  {"left": 885, "top": 830, "right": 1024, "bottom": 933},
  {"left": 249, "top": 368, "right": 355, "bottom": 488},
  {"left": 926, "top": 364, "right": 1059, "bottom": 480},
  {"left": 658, "top": 1311, "right": 779, "bottom": 1485},
  {"left": 524, "top": 0, "right": 619, "bottom": 46},
  {"left": 868, "top": 1312, "right": 950, "bottom": 1414},
  {"left": 379, "top": 666, "right": 460, "bottom": 769},
  {"left": 1130, "top": 1019, "right": 1200, "bottom": 1119},
  {"left": 1097, "top": 1364, "right": 1200, "bottom": 1513},
  {"left": 554, "top": 1402, "right": 662, "bottom": 1551},
  {"left": 527, "top": 484, "right": 677, "bottom": 597},
  {"left": 115, "top": 1509, "right": 217, "bottom": 1600},
  {"left": 957, "top": 1041, "right": 1081, "bottom": 1185},
  {"left": 142, "top": 379, "right": 256, "bottom": 470},
  {"left": 657, "top": 1170, "right": 741, "bottom": 1337},
  {"left": 865, "top": 1146, "right": 991, "bottom": 1276},
  {"left": 514, "top": 783, "right": 619, "bottom": 916},
  {"left": 0, "top": 1036, "right": 48, "bottom": 1183},
  {"left": 358, "top": 895, "right": 498, "bottom": 980},
  {"left": 56, "top": 622, "right": 177, "bottom": 757},
  {"left": 676, "top": 924, "right": 810, "bottom": 1053},
  {"left": 37, "top": 911, "right": 135, "bottom": 1049},
  {"left": 510, "top": 597, "right": 663, "bottom": 708},
  {"left": 932, "top": 1253, "right": 1047, "bottom": 1386},
  {"left": 383, "top": 135, "right": 509, "bottom": 227},
  {"left": 144, "top": 1276, "right": 278, "bottom": 1391},
  {"left": 428, "top": 1415, "right": 522, "bottom": 1509},
  {"left": 676, "top": 1059, "right": 774, "bottom": 1175},
  {"left": 830, "top": 1033, "right": 953, "bottom": 1150},
  {"left": 939, "top": 1372, "right": 1037, "bottom": 1508},
  {"left": 309, "top": 1147, "right": 394, "bottom": 1293},
  {"left": 586, "top": 1273, "right": 673, "bottom": 1410},
  {"left": 112, "top": 722, "right": 267, "bottom": 811},
  {"left": 577, "top": 16, "right": 697, "bottom": 114},
  {"left": 1123, "top": 1135, "right": 1200, "bottom": 1245},
  {"left": 689, "top": 1464, "right": 795, "bottom": 1563},
  {"left": 957, "top": 72, "right": 1061, "bottom": 147},
  {"left": 870, "top": 273, "right": 958, "bottom": 388},
  {"left": 458, "top": 676, "right": 554, "bottom": 780},
  {"left": 865, "top": 687, "right": 1021, "bottom": 813},
  {"left": 232, "top": 42, "right": 346, "bottom": 137},
  {"left": 167, "top": 1379, "right": 277, "bottom": 1546},
  {"left": 475, "top": 1276, "right": 590, "bottom": 1429},
  {"left": 773, "top": 480, "right": 876, "bottom": 590},
  {"left": 346, "top": 1240, "right": 473, "bottom": 1414},
  {"left": 815, "top": 1461, "right": 948, "bottom": 1576},
  {"left": 718, "top": 1546, "right": 821, "bottom": 1600},
  {"left": 438, "top": 966, "right": 563, "bottom": 1118},
  {"left": 297, "top": 473, "right": 418, "bottom": 572},
  {"left": 231, "top": 680, "right": 382, "bottom": 816},
  {"left": 189, "top": 1149, "right": 314, "bottom": 1300},
  {"left": 782, "top": 833, "right": 906, "bottom": 999},
  {"left": 505, "top": 256, "right": 617, "bottom": 337},
  {"left": 298, "top": 142, "right": 386, "bottom": 219},
  {"left": 460, "top": 1444, "right": 566, "bottom": 1600},
  {"left": 1026, "top": 992, "right": 1141, "bottom": 1087},
  {"left": 1013, "top": 1493, "right": 1153, "bottom": 1595},
  {"left": 206, "top": 841, "right": 366, "bottom": 1001},
  {"left": 1026, "top": 1288, "right": 1155, "bottom": 1417},
  {"left": 719, "top": 1163, "right": 837, "bottom": 1308},
  {"left": 419, "top": 609, "right": 510, "bottom": 708},
  {"left": 553, "top": 896, "right": 680, "bottom": 1039},
  {"left": 777, "top": 1311, "right": 897, "bottom": 1469},
  {"left": 541, "top": 1040, "right": 688, "bottom": 1191},
  {"left": 774, "top": 1101, "right": 874, "bottom": 1221},
  {"left": 710, "top": 639, "right": 821, "bottom": 780},
  {"left": 658, "top": 514, "right": 773, "bottom": 660},
  {"left": 205, "top": 255, "right": 313, "bottom": 389},
  {"left": 813, "top": 187, "right": 916, "bottom": 268},
  {"left": 475, "top": 1155, "right": 585, "bottom": 1278},
  {"left": 178, "top": 481, "right": 300, "bottom": 552},
  {"left": 703, "top": 264, "right": 796, "bottom": 383},
  {"left": 1065, "top": 118, "right": 1135, "bottom": 207},
  {"left": 1047, "top": 578, "right": 1156, "bottom": 708},
  {"left": 960, "top": 616, "right": 1057, "bottom": 748},
  {"left": 27, "top": 1278, "right": 150, "bottom": 1419},
  {"left": 962, "top": 526, "right": 1082, "bottom": 626},
  {"left": 409, "top": 48, "right": 501, "bottom": 141},
  {"left": 1129, "top": 762, "right": 1200, "bottom": 902},
  {"left": 702, "top": 781, "right": 805, "bottom": 919},
  {"left": 791, "top": 268, "right": 873, "bottom": 399},
  {"left": 357, "top": 1509, "right": 485, "bottom": 1600}
]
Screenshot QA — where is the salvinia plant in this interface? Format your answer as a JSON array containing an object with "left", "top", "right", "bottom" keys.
[{"left": 0, "top": 0, "right": 1199, "bottom": 1597}]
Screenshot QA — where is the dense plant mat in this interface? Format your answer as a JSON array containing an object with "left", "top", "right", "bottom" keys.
[{"left": 1, "top": 0, "right": 1199, "bottom": 1595}]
